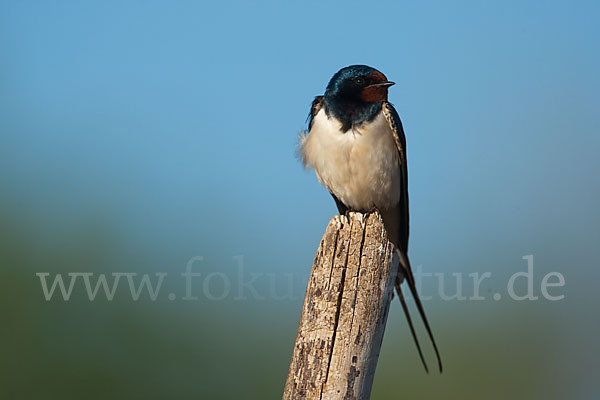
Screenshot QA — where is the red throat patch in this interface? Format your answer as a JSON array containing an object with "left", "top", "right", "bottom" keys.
[
  {"left": 361, "top": 86, "right": 389, "bottom": 102},
  {"left": 360, "top": 71, "right": 390, "bottom": 102}
]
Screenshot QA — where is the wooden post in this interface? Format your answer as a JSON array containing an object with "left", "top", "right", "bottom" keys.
[{"left": 283, "top": 211, "right": 398, "bottom": 400}]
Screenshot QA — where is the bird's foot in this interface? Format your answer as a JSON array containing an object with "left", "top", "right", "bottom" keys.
[
  {"left": 363, "top": 207, "right": 378, "bottom": 217},
  {"left": 333, "top": 213, "right": 348, "bottom": 228}
]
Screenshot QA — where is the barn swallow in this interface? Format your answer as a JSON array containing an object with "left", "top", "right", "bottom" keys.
[{"left": 299, "top": 65, "right": 442, "bottom": 373}]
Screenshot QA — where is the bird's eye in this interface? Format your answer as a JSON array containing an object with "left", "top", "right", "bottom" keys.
[{"left": 354, "top": 77, "right": 365, "bottom": 86}]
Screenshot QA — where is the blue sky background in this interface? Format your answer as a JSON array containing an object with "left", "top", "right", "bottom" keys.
[{"left": 1, "top": 1, "right": 599, "bottom": 399}]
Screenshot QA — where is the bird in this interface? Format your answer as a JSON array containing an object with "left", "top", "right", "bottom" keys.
[{"left": 299, "top": 65, "right": 442, "bottom": 373}]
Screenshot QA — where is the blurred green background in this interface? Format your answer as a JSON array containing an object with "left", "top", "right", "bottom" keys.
[{"left": 1, "top": 1, "right": 599, "bottom": 399}]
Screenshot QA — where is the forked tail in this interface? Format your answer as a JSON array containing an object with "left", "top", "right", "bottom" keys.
[{"left": 395, "top": 251, "right": 443, "bottom": 373}]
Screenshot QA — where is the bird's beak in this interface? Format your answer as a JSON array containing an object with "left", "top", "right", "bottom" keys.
[{"left": 367, "top": 81, "right": 395, "bottom": 88}]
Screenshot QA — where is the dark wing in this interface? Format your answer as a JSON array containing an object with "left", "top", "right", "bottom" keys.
[
  {"left": 382, "top": 102, "right": 443, "bottom": 373},
  {"left": 382, "top": 102, "right": 409, "bottom": 252},
  {"left": 307, "top": 96, "right": 324, "bottom": 131}
]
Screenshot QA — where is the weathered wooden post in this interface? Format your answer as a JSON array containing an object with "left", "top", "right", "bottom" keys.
[{"left": 283, "top": 211, "right": 398, "bottom": 400}]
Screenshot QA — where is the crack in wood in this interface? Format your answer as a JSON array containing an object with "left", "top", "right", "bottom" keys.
[{"left": 283, "top": 212, "right": 397, "bottom": 400}]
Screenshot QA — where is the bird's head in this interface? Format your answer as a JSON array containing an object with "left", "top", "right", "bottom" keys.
[{"left": 324, "top": 65, "right": 395, "bottom": 104}]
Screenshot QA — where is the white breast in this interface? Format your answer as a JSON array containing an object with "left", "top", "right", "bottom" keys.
[{"left": 300, "top": 108, "right": 400, "bottom": 211}]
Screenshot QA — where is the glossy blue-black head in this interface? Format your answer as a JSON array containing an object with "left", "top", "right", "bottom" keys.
[
  {"left": 321, "top": 65, "right": 395, "bottom": 132},
  {"left": 325, "top": 65, "right": 395, "bottom": 103}
]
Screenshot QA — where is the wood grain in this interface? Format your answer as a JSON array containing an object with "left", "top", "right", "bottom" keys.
[{"left": 283, "top": 211, "right": 397, "bottom": 400}]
